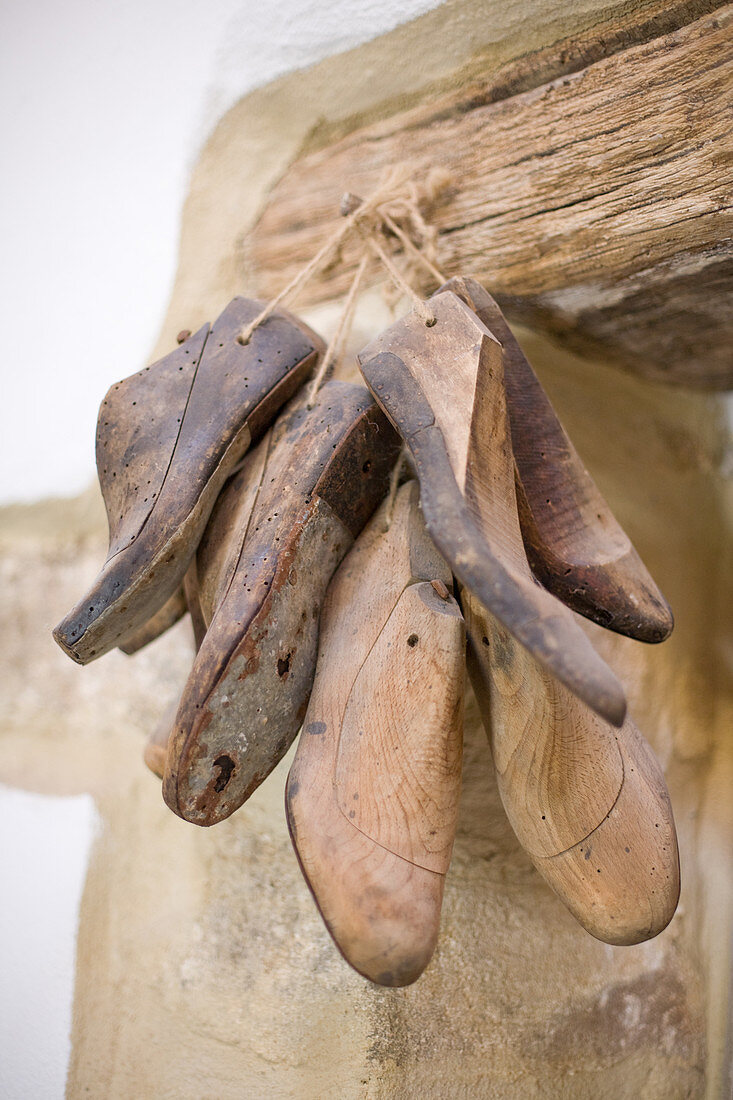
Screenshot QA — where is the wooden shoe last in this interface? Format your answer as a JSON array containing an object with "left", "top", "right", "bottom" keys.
[
  {"left": 358, "top": 291, "right": 626, "bottom": 726},
  {"left": 143, "top": 701, "right": 178, "bottom": 780},
  {"left": 163, "top": 381, "right": 400, "bottom": 826},
  {"left": 54, "top": 299, "right": 323, "bottom": 664},
  {"left": 438, "top": 276, "right": 673, "bottom": 643},
  {"left": 287, "top": 483, "right": 465, "bottom": 986},
  {"left": 464, "top": 597, "right": 680, "bottom": 944}
]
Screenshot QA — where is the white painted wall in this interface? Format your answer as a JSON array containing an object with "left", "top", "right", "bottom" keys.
[
  {"left": 0, "top": 0, "right": 443, "bottom": 506},
  {"left": 0, "top": 786, "right": 97, "bottom": 1100}
]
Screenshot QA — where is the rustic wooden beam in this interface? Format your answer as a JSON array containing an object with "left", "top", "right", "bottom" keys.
[{"left": 248, "top": 4, "right": 733, "bottom": 389}]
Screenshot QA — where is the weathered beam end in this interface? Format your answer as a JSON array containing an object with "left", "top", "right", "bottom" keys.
[{"left": 248, "top": 4, "right": 733, "bottom": 389}]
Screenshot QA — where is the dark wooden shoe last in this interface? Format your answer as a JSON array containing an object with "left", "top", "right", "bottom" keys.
[
  {"left": 438, "top": 276, "right": 673, "bottom": 643},
  {"left": 287, "top": 482, "right": 465, "bottom": 986},
  {"left": 53, "top": 298, "right": 324, "bottom": 664},
  {"left": 163, "top": 381, "right": 400, "bottom": 826}
]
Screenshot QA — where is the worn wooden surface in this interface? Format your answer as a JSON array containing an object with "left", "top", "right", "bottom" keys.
[
  {"left": 465, "top": 596, "right": 680, "bottom": 945},
  {"left": 358, "top": 291, "right": 626, "bottom": 724},
  {"left": 441, "top": 276, "right": 674, "bottom": 641},
  {"left": 427, "top": 282, "right": 680, "bottom": 943},
  {"left": 249, "top": 3, "right": 733, "bottom": 389},
  {"left": 53, "top": 299, "right": 324, "bottom": 664},
  {"left": 287, "top": 483, "right": 465, "bottom": 986},
  {"left": 163, "top": 381, "right": 400, "bottom": 826},
  {"left": 118, "top": 586, "right": 188, "bottom": 655}
]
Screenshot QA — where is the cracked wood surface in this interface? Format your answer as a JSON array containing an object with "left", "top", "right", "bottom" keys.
[{"left": 249, "top": 3, "right": 733, "bottom": 389}]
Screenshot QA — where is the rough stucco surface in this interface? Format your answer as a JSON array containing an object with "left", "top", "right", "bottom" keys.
[{"left": 1, "top": 1, "right": 731, "bottom": 1096}]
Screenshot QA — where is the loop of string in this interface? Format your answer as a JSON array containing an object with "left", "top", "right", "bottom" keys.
[
  {"left": 380, "top": 212, "right": 446, "bottom": 284},
  {"left": 365, "top": 233, "right": 437, "bottom": 327},
  {"left": 238, "top": 166, "right": 451, "bottom": 403},
  {"left": 306, "top": 251, "right": 370, "bottom": 407},
  {"left": 238, "top": 166, "right": 415, "bottom": 345}
]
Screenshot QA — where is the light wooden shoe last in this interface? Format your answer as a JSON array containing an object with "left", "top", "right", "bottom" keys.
[
  {"left": 465, "top": 598, "right": 680, "bottom": 945},
  {"left": 286, "top": 483, "right": 465, "bottom": 986},
  {"left": 143, "top": 701, "right": 179, "bottom": 780},
  {"left": 54, "top": 298, "right": 323, "bottom": 664},
  {"left": 163, "top": 381, "right": 400, "bottom": 826},
  {"left": 358, "top": 291, "right": 626, "bottom": 727}
]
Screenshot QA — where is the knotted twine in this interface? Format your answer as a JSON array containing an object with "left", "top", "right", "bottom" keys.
[
  {"left": 237, "top": 165, "right": 451, "bottom": 524},
  {"left": 237, "top": 166, "right": 451, "bottom": 405}
]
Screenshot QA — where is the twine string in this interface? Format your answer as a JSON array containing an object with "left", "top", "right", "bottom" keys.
[
  {"left": 381, "top": 212, "right": 446, "bottom": 284},
  {"left": 384, "top": 449, "right": 408, "bottom": 531},
  {"left": 237, "top": 220, "right": 354, "bottom": 345},
  {"left": 238, "top": 166, "right": 451, "bottom": 348},
  {"left": 366, "top": 234, "right": 437, "bottom": 326},
  {"left": 232, "top": 169, "right": 450, "bottom": 519},
  {"left": 238, "top": 169, "right": 413, "bottom": 345},
  {"left": 307, "top": 250, "right": 371, "bottom": 406}
]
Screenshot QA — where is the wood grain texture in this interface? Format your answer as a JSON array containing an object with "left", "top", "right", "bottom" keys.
[
  {"left": 53, "top": 299, "right": 324, "bottom": 665},
  {"left": 286, "top": 482, "right": 465, "bottom": 986},
  {"left": 440, "top": 275, "right": 674, "bottom": 642},
  {"left": 464, "top": 592, "right": 680, "bottom": 945},
  {"left": 248, "top": 5, "right": 733, "bottom": 389},
  {"left": 333, "top": 582, "right": 463, "bottom": 875},
  {"left": 163, "top": 381, "right": 400, "bottom": 826},
  {"left": 358, "top": 291, "right": 626, "bottom": 725}
]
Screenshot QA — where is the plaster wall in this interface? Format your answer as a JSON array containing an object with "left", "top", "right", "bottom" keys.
[{"left": 0, "top": 2, "right": 731, "bottom": 1097}]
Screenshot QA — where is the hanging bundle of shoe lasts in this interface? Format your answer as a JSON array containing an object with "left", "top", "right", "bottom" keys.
[{"left": 54, "top": 169, "right": 680, "bottom": 988}]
